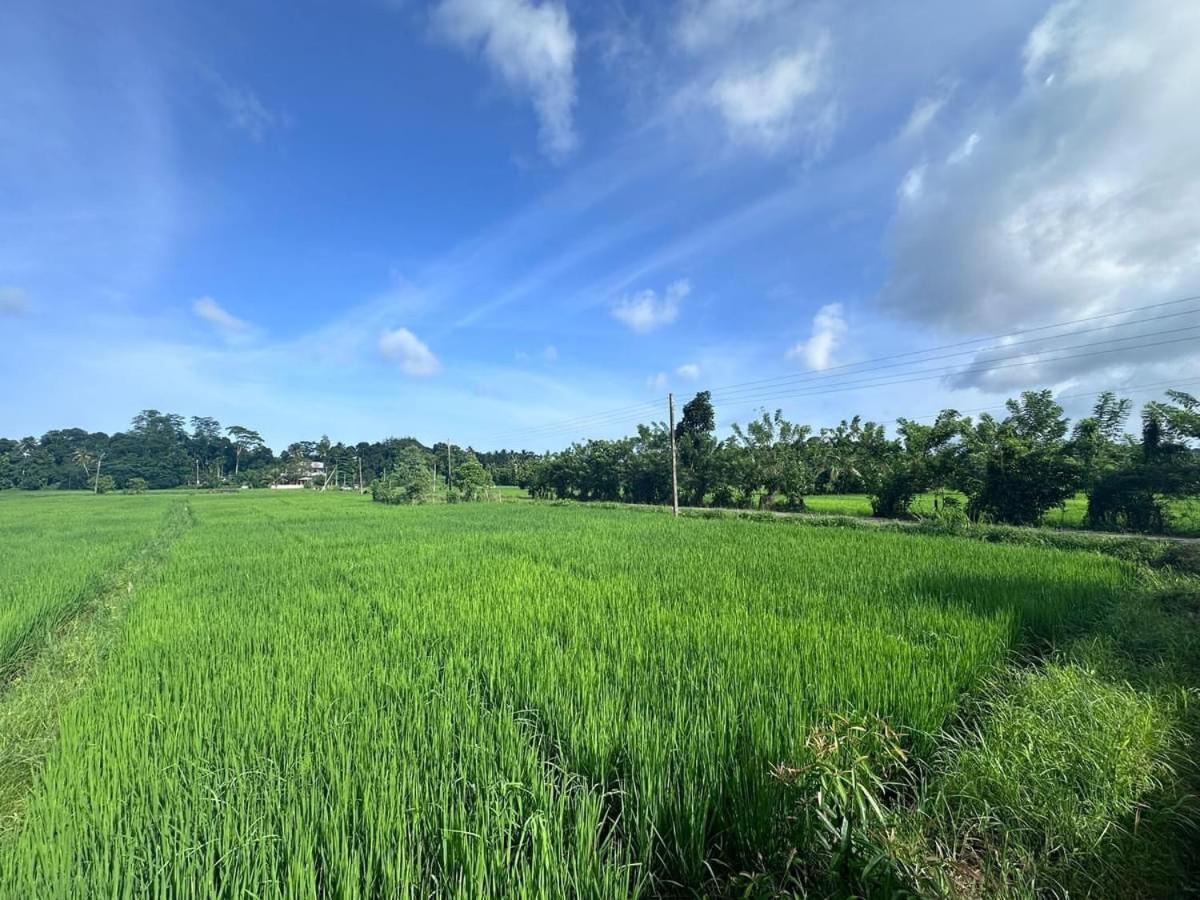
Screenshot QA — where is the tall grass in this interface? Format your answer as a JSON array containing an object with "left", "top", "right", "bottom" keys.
[
  {"left": 0, "top": 492, "right": 1135, "bottom": 896},
  {"left": 0, "top": 492, "right": 175, "bottom": 681}
]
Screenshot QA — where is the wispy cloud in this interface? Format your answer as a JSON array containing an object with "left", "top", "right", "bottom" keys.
[
  {"left": 220, "top": 85, "right": 283, "bottom": 142},
  {"left": 676, "top": 362, "right": 701, "bottom": 379},
  {"left": 432, "top": 0, "right": 578, "bottom": 161},
  {"left": 193, "top": 296, "right": 251, "bottom": 336},
  {"left": 708, "top": 41, "right": 832, "bottom": 151},
  {"left": 900, "top": 92, "right": 948, "bottom": 140},
  {"left": 675, "top": 0, "right": 790, "bottom": 52},
  {"left": 379, "top": 327, "right": 441, "bottom": 376},
  {"left": 612, "top": 280, "right": 689, "bottom": 333},
  {"left": 787, "top": 302, "right": 846, "bottom": 370},
  {"left": 0, "top": 286, "right": 29, "bottom": 316}
]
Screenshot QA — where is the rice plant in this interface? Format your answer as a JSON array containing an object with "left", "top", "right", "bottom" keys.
[{"left": 0, "top": 492, "right": 1134, "bottom": 896}]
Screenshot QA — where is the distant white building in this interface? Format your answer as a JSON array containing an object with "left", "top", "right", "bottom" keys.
[{"left": 271, "top": 460, "right": 326, "bottom": 489}]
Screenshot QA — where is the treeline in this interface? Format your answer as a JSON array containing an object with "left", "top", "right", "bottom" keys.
[
  {"left": 0, "top": 410, "right": 536, "bottom": 493},
  {"left": 520, "top": 389, "right": 1200, "bottom": 533}
]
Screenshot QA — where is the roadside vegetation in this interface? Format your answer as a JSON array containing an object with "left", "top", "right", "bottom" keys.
[
  {"left": 3, "top": 387, "right": 1196, "bottom": 537},
  {"left": 0, "top": 491, "right": 1196, "bottom": 896}
]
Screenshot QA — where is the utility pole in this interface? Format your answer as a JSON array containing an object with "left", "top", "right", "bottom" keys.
[
  {"left": 668, "top": 393, "right": 679, "bottom": 517},
  {"left": 94, "top": 451, "right": 106, "bottom": 494},
  {"left": 357, "top": 455, "right": 364, "bottom": 494},
  {"left": 446, "top": 441, "right": 452, "bottom": 488}
]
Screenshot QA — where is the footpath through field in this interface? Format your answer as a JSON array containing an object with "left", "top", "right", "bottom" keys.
[{"left": 0, "top": 498, "right": 193, "bottom": 833}]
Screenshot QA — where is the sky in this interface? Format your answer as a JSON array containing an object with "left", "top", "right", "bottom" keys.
[{"left": 2, "top": 0, "right": 1199, "bottom": 451}]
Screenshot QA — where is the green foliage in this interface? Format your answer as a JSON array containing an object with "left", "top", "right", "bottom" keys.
[
  {"left": 962, "top": 391, "right": 1081, "bottom": 526},
  {"left": 0, "top": 492, "right": 1140, "bottom": 895},
  {"left": 938, "top": 663, "right": 1191, "bottom": 896},
  {"left": 450, "top": 454, "right": 494, "bottom": 502},
  {"left": 123, "top": 477, "right": 149, "bottom": 494},
  {"left": 371, "top": 446, "right": 438, "bottom": 504},
  {"left": 93, "top": 474, "right": 116, "bottom": 495}
]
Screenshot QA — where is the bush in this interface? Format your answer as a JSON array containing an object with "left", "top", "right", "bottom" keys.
[
  {"left": 94, "top": 475, "right": 116, "bottom": 494},
  {"left": 123, "top": 477, "right": 149, "bottom": 494}
]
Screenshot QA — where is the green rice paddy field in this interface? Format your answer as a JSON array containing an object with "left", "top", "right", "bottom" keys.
[{"left": 0, "top": 491, "right": 1193, "bottom": 897}]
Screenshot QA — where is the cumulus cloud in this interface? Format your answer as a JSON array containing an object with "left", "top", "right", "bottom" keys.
[
  {"left": 0, "top": 286, "right": 29, "bottom": 316},
  {"left": 379, "top": 327, "right": 441, "bottom": 376},
  {"left": 787, "top": 303, "right": 846, "bottom": 371},
  {"left": 193, "top": 296, "right": 250, "bottom": 335},
  {"left": 708, "top": 41, "right": 833, "bottom": 151},
  {"left": 432, "top": 0, "right": 577, "bottom": 161},
  {"left": 612, "top": 280, "right": 689, "bottom": 333},
  {"left": 881, "top": 0, "right": 1200, "bottom": 365},
  {"left": 676, "top": 362, "right": 701, "bottom": 379}
]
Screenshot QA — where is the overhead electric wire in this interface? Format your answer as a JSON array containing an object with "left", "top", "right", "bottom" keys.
[
  {"left": 471, "top": 293, "right": 1200, "bottom": 448},
  {"left": 708, "top": 307, "right": 1200, "bottom": 403},
  {"left": 711, "top": 332, "right": 1200, "bottom": 408},
  {"left": 703, "top": 292, "right": 1200, "bottom": 397}
]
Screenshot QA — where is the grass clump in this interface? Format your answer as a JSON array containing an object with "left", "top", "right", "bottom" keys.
[{"left": 935, "top": 663, "right": 1195, "bottom": 897}]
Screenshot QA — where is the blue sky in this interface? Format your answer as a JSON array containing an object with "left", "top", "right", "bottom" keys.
[{"left": 2, "top": 0, "right": 1199, "bottom": 450}]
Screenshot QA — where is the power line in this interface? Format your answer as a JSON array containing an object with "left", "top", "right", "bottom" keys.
[
  {"left": 709, "top": 307, "right": 1200, "bottom": 403},
  {"left": 711, "top": 332, "right": 1200, "bottom": 409},
  {"left": 706, "top": 292, "right": 1200, "bottom": 397},
  {"left": 471, "top": 292, "right": 1200, "bottom": 448}
]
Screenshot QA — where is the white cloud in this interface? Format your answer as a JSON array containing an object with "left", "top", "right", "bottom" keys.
[
  {"left": 611, "top": 279, "right": 689, "bottom": 333},
  {"left": 900, "top": 93, "right": 948, "bottom": 140},
  {"left": 675, "top": 0, "right": 790, "bottom": 52},
  {"left": 708, "top": 41, "right": 831, "bottom": 151},
  {"left": 676, "top": 362, "right": 701, "bottom": 379},
  {"left": 898, "top": 164, "right": 926, "bottom": 200},
  {"left": 379, "top": 327, "right": 441, "bottom": 376},
  {"left": 946, "top": 131, "right": 980, "bottom": 164},
  {"left": 193, "top": 296, "right": 250, "bottom": 335},
  {"left": 220, "top": 86, "right": 281, "bottom": 142},
  {"left": 787, "top": 302, "right": 846, "bottom": 371},
  {"left": 432, "top": 0, "right": 578, "bottom": 161},
  {"left": 0, "top": 286, "right": 29, "bottom": 316},
  {"left": 647, "top": 371, "right": 669, "bottom": 391},
  {"left": 881, "top": 0, "right": 1200, "bottom": 393}
]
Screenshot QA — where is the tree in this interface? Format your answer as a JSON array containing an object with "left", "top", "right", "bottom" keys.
[
  {"left": 1070, "top": 391, "right": 1133, "bottom": 492},
  {"left": 1088, "top": 390, "right": 1200, "bottom": 532},
  {"left": 729, "top": 410, "right": 813, "bottom": 509},
  {"left": 226, "top": 426, "right": 265, "bottom": 478},
  {"left": 451, "top": 454, "right": 494, "bottom": 502},
  {"left": 372, "top": 446, "right": 438, "bottom": 504},
  {"left": 961, "top": 391, "right": 1080, "bottom": 526},
  {"left": 124, "top": 477, "right": 149, "bottom": 494},
  {"left": 674, "top": 391, "right": 718, "bottom": 505},
  {"left": 189, "top": 416, "right": 224, "bottom": 485}
]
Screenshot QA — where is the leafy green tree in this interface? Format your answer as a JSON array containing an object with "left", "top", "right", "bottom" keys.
[
  {"left": 675, "top": 391, "right": 717, "bottom": 505},
  {"left": 372, "top": 446, "right": 437, "bottom": 504},
  {"left": 124, "top": 477, "right": 149, "bottom": 494},
  {"left": 961, "top": 391, "right": 1080, "bottom": 525},
  {"left": 226, "top": 425, "right": 266, "bottom": 478},
  {"left": 451, "top": 454, "right": 494, "bottom": 502},
  {"left": 1088, "top": 390, "right": 1200, "bottom": 532},
  {"left": 730, "top": 410, "right": 813, "bottom": 509},
  {"left": 1070, "top": 392, "right": 1133, "bottom": 492},
  {"left": 94, "top": 474, "right": 116, "bottom": 494}
]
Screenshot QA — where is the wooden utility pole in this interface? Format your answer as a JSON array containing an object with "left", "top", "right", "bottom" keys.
[
  {"left": 357, "top": 455, "right": 364, "bottom": 494},
  {"left": 668, "top": 393, "right": 679, "bottom": 517},
  {"left": 446, "top": 441, "right": 452, "bottom": 487}
]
